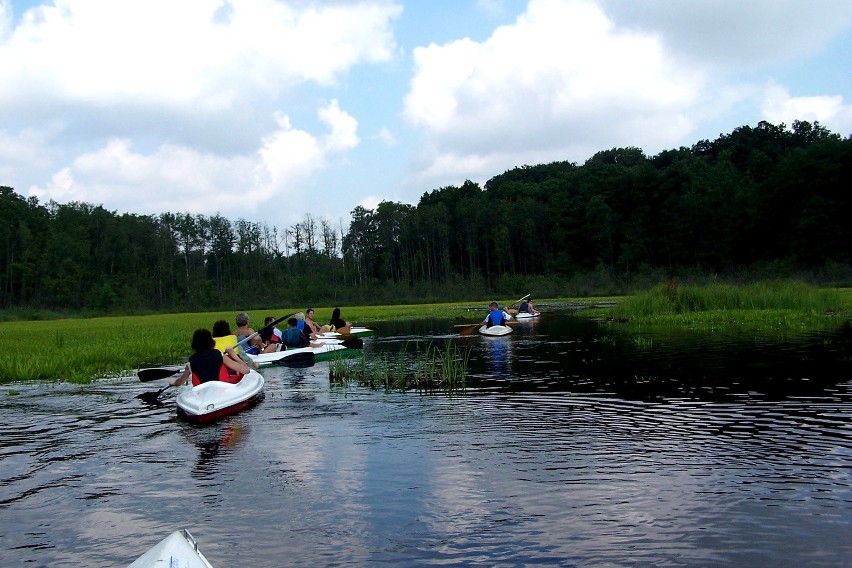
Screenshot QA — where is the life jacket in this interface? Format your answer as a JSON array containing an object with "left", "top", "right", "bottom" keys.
[
  {"left": 188, "top": 349, "right": 231, "bottom": 386},
  {"left": 214, "top": 334, "right": 239, "bottom": 353},
  {"left": 282, "top": 327, "right": 307, "bottom": 347},
  {"left": 486, "top": 309, "right": 505, "bottom": 327}
]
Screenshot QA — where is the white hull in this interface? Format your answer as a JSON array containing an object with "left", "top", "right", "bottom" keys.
[
  {"left": 317, "top": 326, "right": 375, "bottom": 339},
  {"left": 249, "top": 342, "right": 347, "bottom": 366},
  {"left": 129, "top": 529, "right": 213, "bottom": 568},
  {"left": 479, "top": 324, "right": 513, "bottom": 336},
  {"left": 514, "top": 312, "right": 540, "bottom": 319},
  {"left": 176, "top": 370, "right": 264, "bottom": 424}
]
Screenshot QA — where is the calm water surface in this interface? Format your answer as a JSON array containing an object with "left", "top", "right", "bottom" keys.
[{"left": 1, "top": 313, "right": 851, "bottom": 566}]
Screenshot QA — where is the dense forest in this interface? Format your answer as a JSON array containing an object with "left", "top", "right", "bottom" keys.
[{"left": 1, "top": 120, "right": 850, "bottom": 315}]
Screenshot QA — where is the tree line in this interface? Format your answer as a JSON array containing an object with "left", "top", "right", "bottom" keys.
[{"left": 1, "top": 120, "right": 850, "bottom": 315}]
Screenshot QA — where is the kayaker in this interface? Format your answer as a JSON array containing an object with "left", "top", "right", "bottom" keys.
[
  {"left": 234, "top": 312, "right": 263, "bottom": 354},
  {"left": 327, "top": 307, "right": 352, "bottom": 334},
  {"left": 171, "top": 328, "right": 252, "bottom": 387},
  {"left": 213, "top": 319, "right": 260, "bottom": 369},
  {"left": 259, "top": 316, "right": 284, "bottom": 353},
  {"left": 304, "top": 307, "right": 323, "bottom": 338},
  {"left": 517, "top": 297, "right": 539, "bottom": 316},
  {"left": 212, "top": 320, "right": 239, "bottom": 352},
  {"left": 483, "top": 302, "right": 513, "bottom": 327},
  {"left": 282, "top": 317, "right": 326, "bottom": 348}
]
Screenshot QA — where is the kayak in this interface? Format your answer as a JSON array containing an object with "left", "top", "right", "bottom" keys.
[
  {"left": 176, "top": 370, "right": 264, "bottom": 425},
  {"left": 479, "top": 324, "right": 513, "bottom": 336},
  {"left": 514, "top": 312, "right": 541, "bottom": 319},
  {"left": 249, "top": 340, "right": 354, "bottom": 367},
  {"left": 128, "top": 528, "right": 213, "bottom": 568},
  {"left": 317, "top": 326, "right": 375, "bottom": 339}
]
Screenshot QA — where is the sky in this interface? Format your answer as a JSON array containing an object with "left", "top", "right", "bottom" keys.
[{"left": 1, "top": 0, "right": 851, "bottom": 233}]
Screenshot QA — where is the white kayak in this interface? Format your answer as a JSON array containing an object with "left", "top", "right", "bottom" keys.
[
  {"left": 128, "top": 528, "right": 213, "bottom": 568},
  {"left": 317, "top": 326, "right": 375, "bottom": 339},
  {"left": 479, "top": 324, "right": 513, "bottom": 336},
  {"left": 249, "top": 341, "right": 352, "bottom": 366},
  {"left": 176, "top": 370, "right": 264, "bottom": 425},
  {"left": 514, "top": 312, "right": 541, "bottom": 319}
]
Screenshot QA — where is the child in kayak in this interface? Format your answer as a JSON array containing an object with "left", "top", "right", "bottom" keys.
[{"left": 171, "top": 328, "right": 252, "bottom": 387}]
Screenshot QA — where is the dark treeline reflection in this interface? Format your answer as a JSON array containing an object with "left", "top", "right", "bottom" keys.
[{"left": 2, "top": 120, "right": 850, "bottom": 313}]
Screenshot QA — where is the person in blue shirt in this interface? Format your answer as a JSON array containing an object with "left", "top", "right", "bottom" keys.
[{"left": 483, "top": 302, "right": 513, "bottom": 327}]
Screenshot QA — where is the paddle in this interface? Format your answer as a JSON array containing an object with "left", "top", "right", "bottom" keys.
[
  {"left": 235, "top": 312, "right": 294, "bottom": 352},
  {"left": 273, "top": 351, "right": 316, "bottom": 368},
  {"left": 320, "top": 337, "right": 365, "bottom": 348},
  {"left": 138, "top": 365, "right": 185, "bottom": 383},
  {"left": 136, "top": 312, "right": 294, "bottom": 383},
  {"left": 455, "top": 297, "right": 527, "bottom": 335},
  {"left": 320, "top": 332, "right": 365, "bottom": 343},
  {"left": 137, "top": 384, "right": 173, "bottom": 404}
]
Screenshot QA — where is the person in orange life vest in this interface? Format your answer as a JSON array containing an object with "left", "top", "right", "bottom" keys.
[
  {"left": 483, "top": 301, "right": 513, "bottom": 327},
  {"left": 171, "top": 328, "right": 251, "bottom": 387}
]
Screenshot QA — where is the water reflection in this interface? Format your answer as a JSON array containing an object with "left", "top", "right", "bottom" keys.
[
  {"left": 0, "top": 315, "right": 850, "bottom": 566},
  {"left": 182, "top": 420, "right": 250, "bottom": 479}
]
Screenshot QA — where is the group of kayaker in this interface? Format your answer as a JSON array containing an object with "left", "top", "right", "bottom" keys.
[
  {"left": 482, "top": 297, "right": 539, "bottom": 327},
  {"left": 171, "top": 308, "right": 355, "bottom": 387}
]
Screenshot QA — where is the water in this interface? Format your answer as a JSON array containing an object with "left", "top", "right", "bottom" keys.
[{"left": 1, "top": 314, "right": 851, "bottom": 566}]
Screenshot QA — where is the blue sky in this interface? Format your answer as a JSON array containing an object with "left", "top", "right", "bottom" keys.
[{"left": 2, "top": 0, "right": 851, "bottom": 235}]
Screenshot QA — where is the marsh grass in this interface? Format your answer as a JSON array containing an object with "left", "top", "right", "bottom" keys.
[
  {"left": 329, "top": 341, "right": 470, "bottom": 393},
  {"left": 3, "top": 286, "right": 848, "bottom": 384},
  {"left": 594, "top": 281, "right": 848, "bottom": 331}
]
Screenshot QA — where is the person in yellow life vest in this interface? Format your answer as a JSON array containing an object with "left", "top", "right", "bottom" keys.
[{"left": 212, "top": 319, "right": 258, "bottom": 368}]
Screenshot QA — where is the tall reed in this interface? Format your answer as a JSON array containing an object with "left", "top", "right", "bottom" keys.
[
  {"left": 605, "top": 280, "right": 846, "bottom": 328},
  {"left": 329, "top": 341, "right": 470, "bottom": 394}
]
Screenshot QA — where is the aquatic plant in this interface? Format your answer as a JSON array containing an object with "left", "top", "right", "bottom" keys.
[
  {"left": 328, "top": 341, "right": 470, "bottom": 394},
  {"left": 595, "top": 280, "right": 848, "bottom": 331}
]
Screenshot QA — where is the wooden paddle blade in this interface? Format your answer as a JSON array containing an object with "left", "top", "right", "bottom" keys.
[
  {"left": 456, "top": 324, "right": 482, "bottom": 336},
  {"left": 274, "top": 352, "right": 316, "bottom": 368},
  {"left": 137, "top": 366, "right": 184, "bottom": 382},
  {"left": 341, "top": 338, "right": 364, "bottom": 349}
]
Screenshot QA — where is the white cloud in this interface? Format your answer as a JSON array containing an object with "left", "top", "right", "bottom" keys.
[
  {"left": 29, "top": 99, "right": 361, "bottom": 223},
  {"left": 403, "top": 0, "right": 705, "bottom": 183},
  {"left": 376, "top": 127, "right": 397, "bottom": 147},
  {"left": 0, "top": 0, "right": 402, "bottom": 107},
  {"left": 762, "top": 84, "right": 852, "bottom": 135},
  {"left": 3, "top": 0, "right": 398, "bottom": 224},
  {"left": 598, "top": 0, "right": 852, "bottom": 69}
]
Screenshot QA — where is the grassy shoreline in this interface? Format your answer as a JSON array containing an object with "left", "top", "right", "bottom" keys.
[{"left": 2, "top": 283, "right": 850, "bottom": 384}]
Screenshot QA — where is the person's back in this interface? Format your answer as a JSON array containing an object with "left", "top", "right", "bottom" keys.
[
  {"left": 282, "top": 318, "right": 309, "bottom": 348},
  {"left": 188, "top": 349, "right": 228, "bottom": 385},
  {"left": 518, "top": 300, "right": 530, "bottom": 314}
]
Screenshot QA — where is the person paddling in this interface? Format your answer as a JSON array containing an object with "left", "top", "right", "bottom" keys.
[
  {"left": 483, "top": 302, "right": 513, "bottom": 327},
  {"left": 517, "top": 297, "right": 539, "bottom": 316},
  {"left": 171, "top": 328, "right": 251, "bottom": 387}
]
